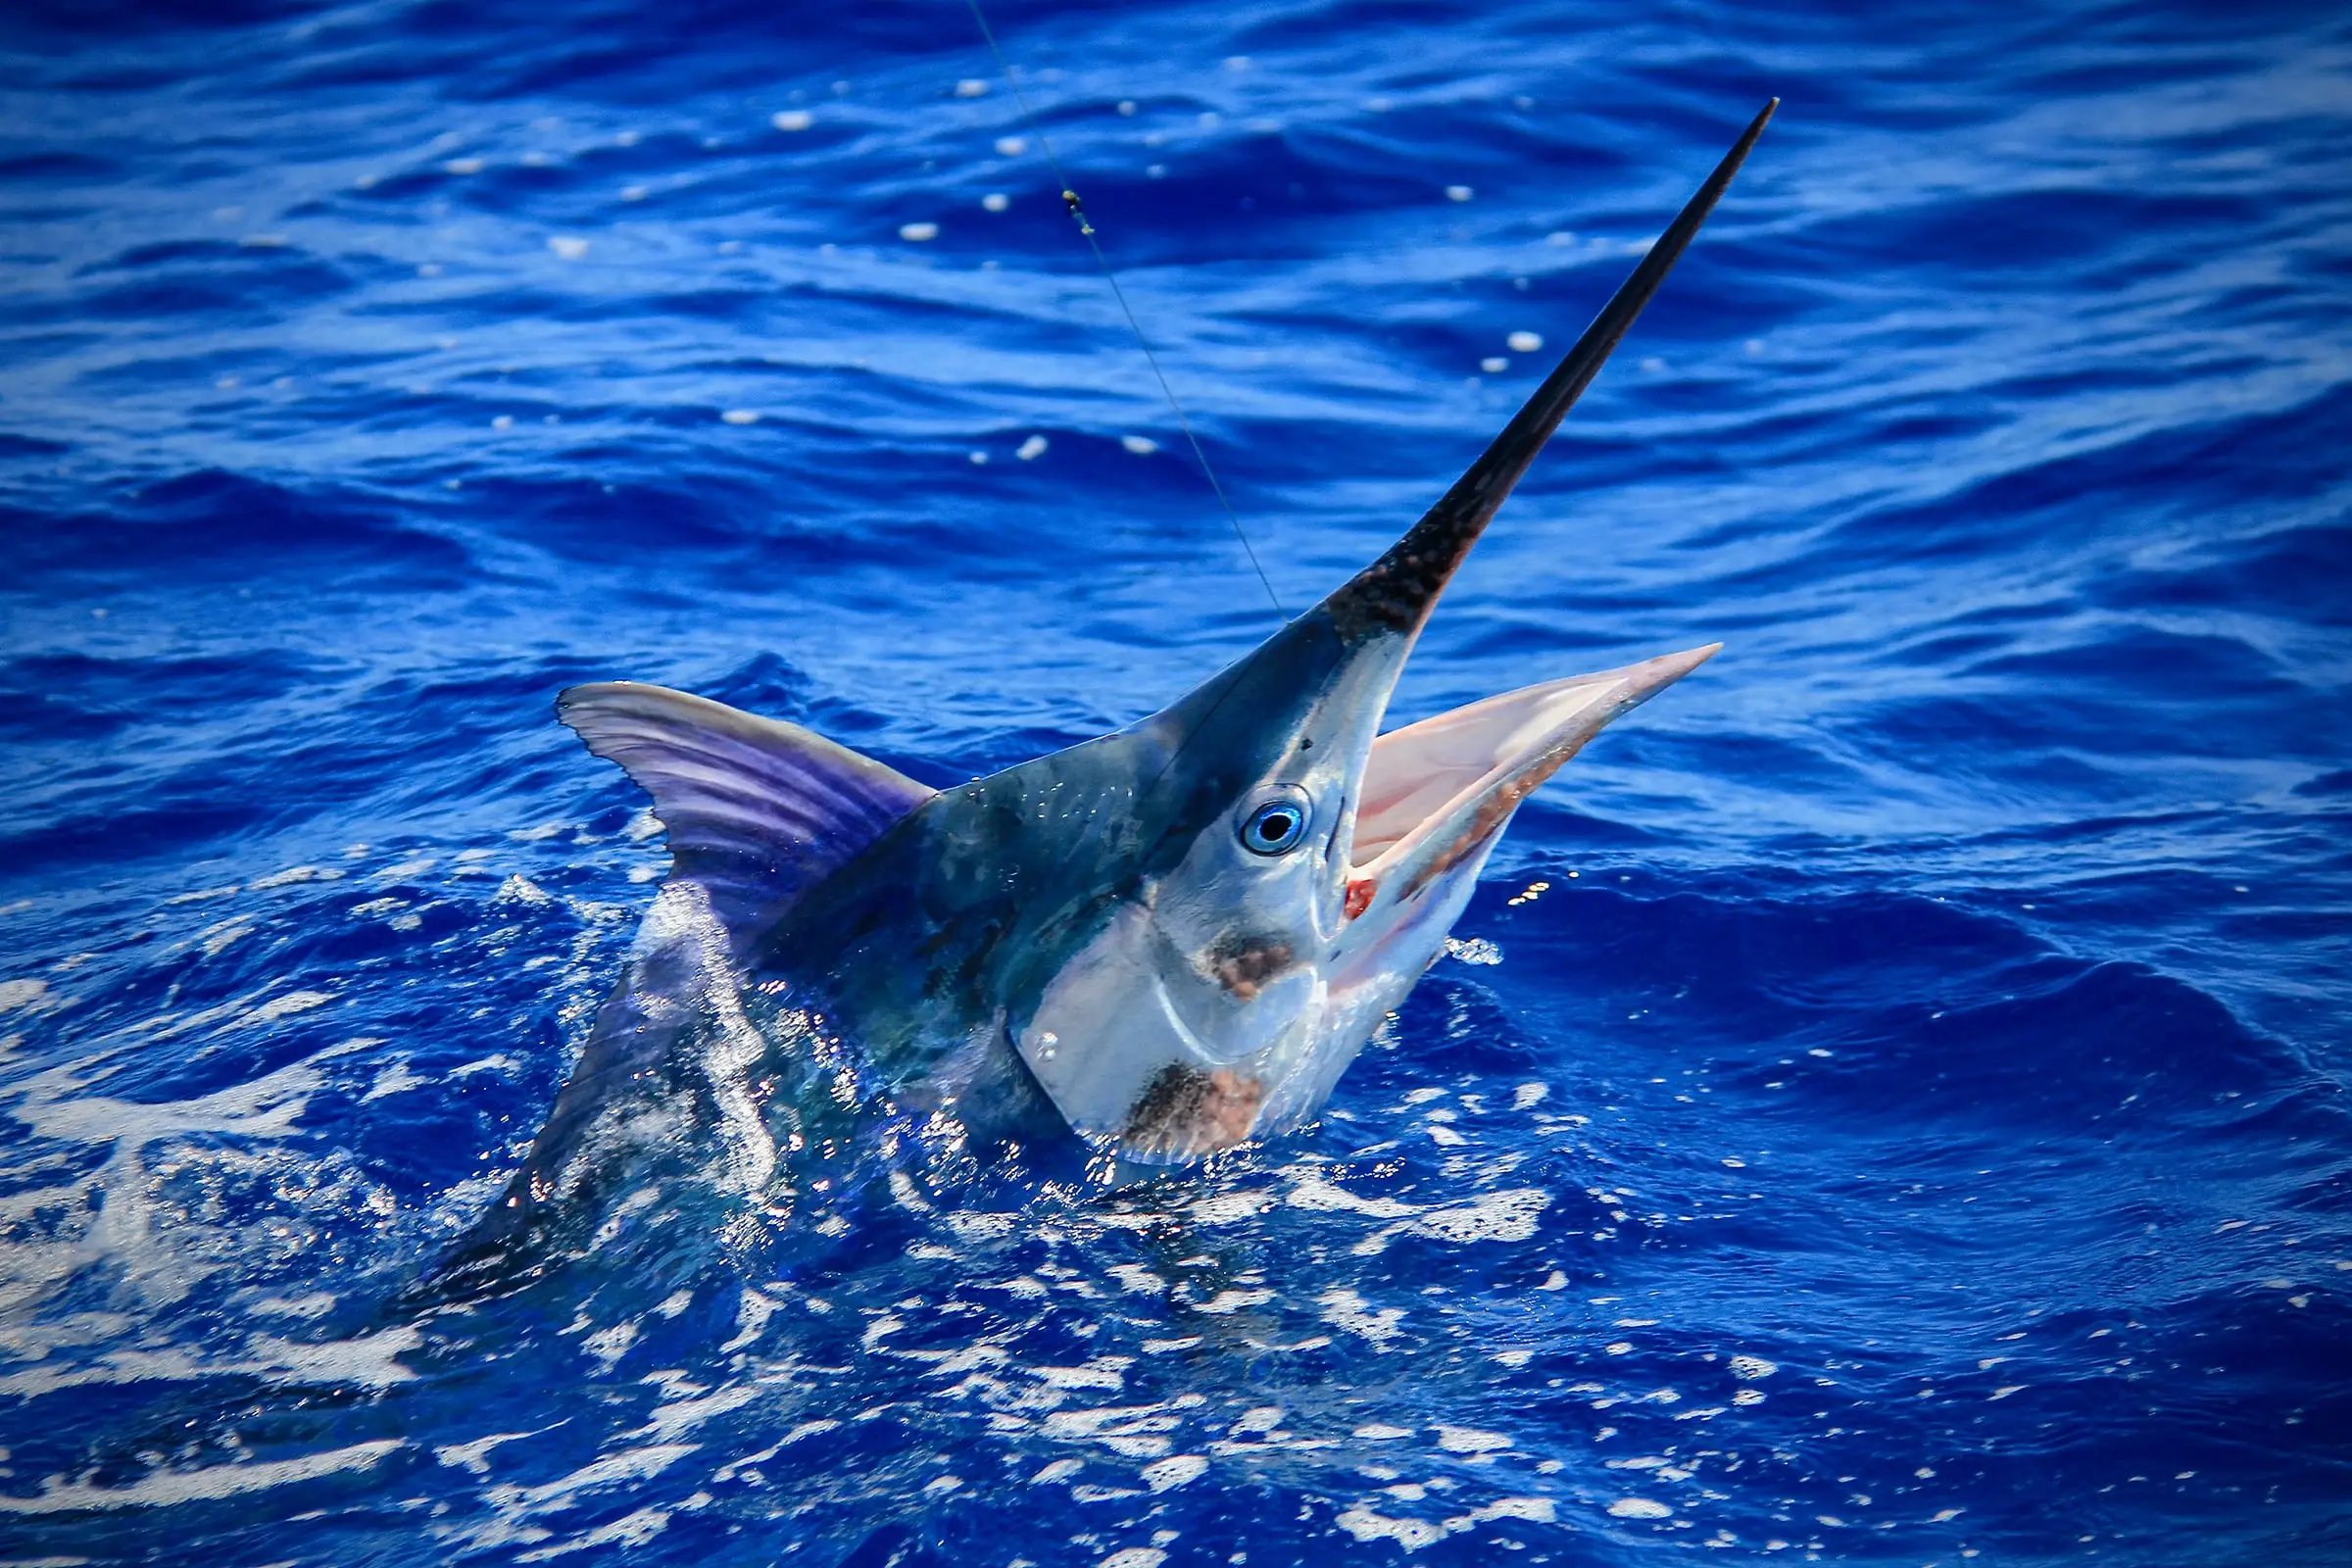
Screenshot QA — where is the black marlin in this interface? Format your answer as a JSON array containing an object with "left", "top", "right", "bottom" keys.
[{"left": 437, "top": 105, "right": 1774, "bottom": 1289}]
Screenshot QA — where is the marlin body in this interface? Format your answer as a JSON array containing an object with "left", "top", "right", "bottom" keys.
[{"left": 443, "top": 107, "right": 1773, "bottom": 1284}]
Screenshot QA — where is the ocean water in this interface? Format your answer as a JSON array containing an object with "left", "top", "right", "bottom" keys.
[{"left": 2, "top": 1, "right": 2348, "bottom": 1562}]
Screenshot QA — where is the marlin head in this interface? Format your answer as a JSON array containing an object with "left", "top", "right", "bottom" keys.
[{"left": 972, "top": 104, "right": 1775, "bottom": 1160}]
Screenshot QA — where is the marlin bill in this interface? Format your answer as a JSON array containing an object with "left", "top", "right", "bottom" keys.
[{"left": 440, "top": 103, "right": 1775, "bottom": 1288}]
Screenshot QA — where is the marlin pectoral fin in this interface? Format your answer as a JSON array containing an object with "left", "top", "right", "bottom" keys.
[{"left": 558, "top": 681, "right": 936, "bottom": 955}]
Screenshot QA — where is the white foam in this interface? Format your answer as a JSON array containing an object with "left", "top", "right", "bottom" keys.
[
  {"left": 1432, "top": 1425, "right": 1509, "bottom": 1454},
  {"left": 1607, "top": 1497, "right": 1671, "bottom": 1519},
  {"left": 1141, "top": 1454, "right": 1206, "bottom": 1492},
  {"left": 1337, "top": 1505, "right": 1446, "bottom": 1550},
  {"left": 1286, "top": 1172, "right": 1414, "bottom": 1218},
  {"left": 1412, "top": 1188, "right": 1548, "bottom": 1244},
  {"left": 629, "top": 1386, "right": 758, "bottom": 1442},
  {"left": 1320, "top": 1289, "right": 1403, "bottom": 1346},
  {"left": 250, "top": 864, "right": 343, "bottom": 889},
  {"left": 436, "top": 1430, "right": 539, "bottom": 1477},
  {"left": 0, "top": 1440, "right": 403, "bottom": 1512},
  {"left": 1191, "top": 1191, "right": 1272, "bottom": 1225}
]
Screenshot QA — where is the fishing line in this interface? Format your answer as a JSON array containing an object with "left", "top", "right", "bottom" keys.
[{"left": 961, "top": 0, "right": 1288, "bottom": 623}]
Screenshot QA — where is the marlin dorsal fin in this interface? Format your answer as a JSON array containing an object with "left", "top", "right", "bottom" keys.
[{"left": 557, "top": 681, "right": 934, "bottom": 955}]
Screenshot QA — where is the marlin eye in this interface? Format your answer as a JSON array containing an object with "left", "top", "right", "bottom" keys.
[{"left": 1240, "top": 794, "right": 1310, "bottom": 856}]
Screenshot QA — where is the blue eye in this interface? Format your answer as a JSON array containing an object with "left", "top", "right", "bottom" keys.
[{"left": 1240, "top": 793, "right": 1310, "bottom": 856}]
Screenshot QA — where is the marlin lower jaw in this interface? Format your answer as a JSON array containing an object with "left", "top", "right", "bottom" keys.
[{"left": 1341, "top": 644, "right": 1722, "bottom": 925}]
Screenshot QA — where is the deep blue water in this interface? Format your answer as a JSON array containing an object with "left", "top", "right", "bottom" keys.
[{"left": 2, "top": 2, "right": 2349, "bottom": 1563}]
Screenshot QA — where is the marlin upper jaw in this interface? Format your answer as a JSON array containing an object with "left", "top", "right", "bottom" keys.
[{"left": 1289, "top": 99, "right": 1777, "bottom": 922}]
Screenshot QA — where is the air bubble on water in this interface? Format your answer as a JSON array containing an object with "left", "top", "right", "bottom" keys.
[
  {"left": 1481, "top": 356, "right": 1508, "bottom": 372},
  {"left": 995, "top": 135, "right": 1027, "bottom": 156},
  {"left": 900, "top": 221, "right": 940, "bottom": 242},
  {"left": 772, "top": 110, "right": 812, "bottom": 131},
  {"left": 1507, "top": 330, "right": 1543, "bottom": 353},
  {"left": 982, "top": 192, "right": 1008, "bottom": 212},
  {"left": 1121, "top": 434, "right": 1159, "bottom": 455},
  {"left": 1016, "top": 434, "right": 1049, "bottom": 460},
  {"left": 719, "top": 410, "right": 760, "bottom": 425}
]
